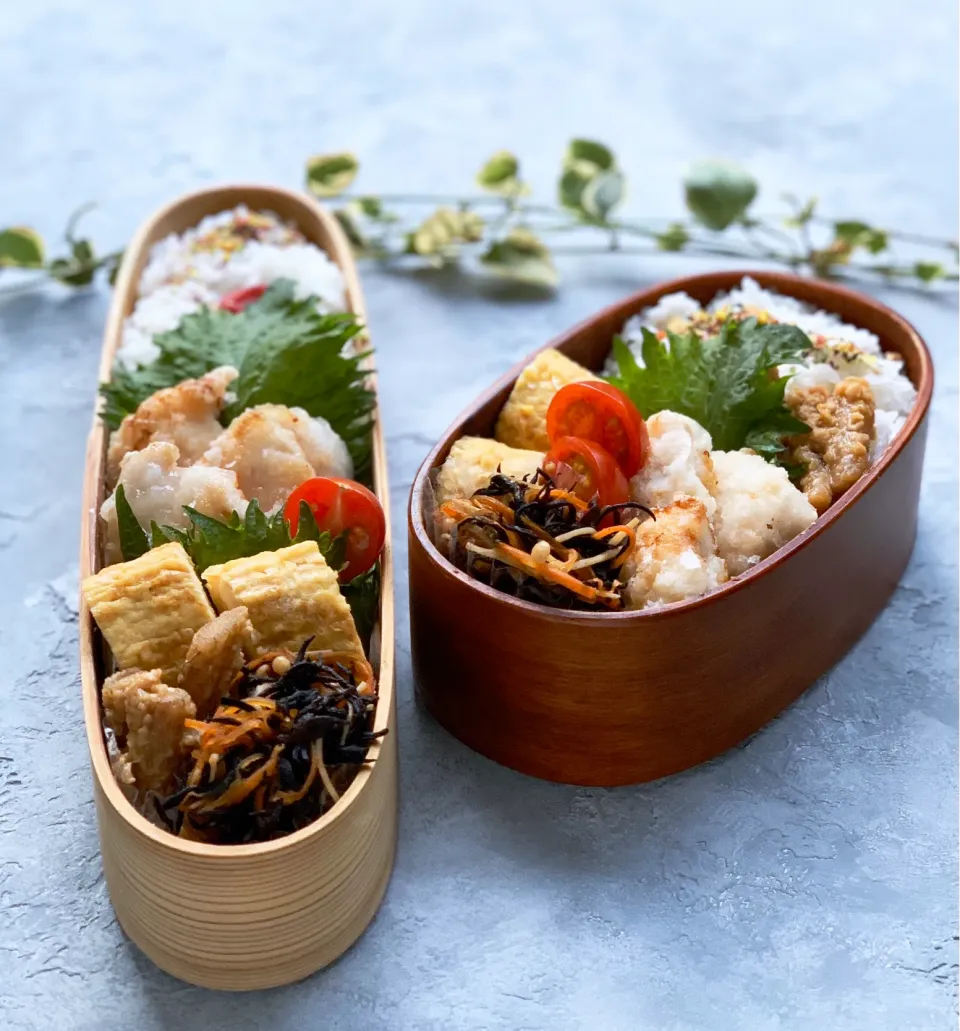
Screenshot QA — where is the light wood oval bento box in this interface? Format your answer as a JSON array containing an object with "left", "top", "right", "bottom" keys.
[
  {"left": 78, "top": 186, "right": 398, "bottom": 990},
  {"left": 408, "top": 270, "right": 933, "bottom": 787}
]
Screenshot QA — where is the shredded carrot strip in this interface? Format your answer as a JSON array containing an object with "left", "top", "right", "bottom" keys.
[
  {"left": 440, "top": 500, "right": 474, "bottom": 521},
  {"left": 320, "top": 652, "right": 376, "bottom": 695},
  {"left": 274, "top": 739, "right": 321, "bottom": 805},
  {"left": 473, "top": 496, "right": 516, "bottom": 522},
  {"left": 197, "top": 745, "right": 281, "bottom": 812},
  {"left": 183, "top": 719, "right": 208, "bottom": 733},
  {"left": 493, "top": 543, "right": 599, "bottom": 602},
  {"left": 547, "top": 489, "right": 589, "bottom": 511},
  {"left": 593, "top": 524, "right": 637, "bottom": 568}
]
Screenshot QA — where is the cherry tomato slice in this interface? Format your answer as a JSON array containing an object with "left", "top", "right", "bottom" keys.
[
  {"left": 546, "top": 381, "right": 650, "bottom": 478},
  {"left": 219, "top": 285, "right": 267, "bottom": 313},
  {"left": 283, "top": 477, "right": 386, "bottom": 581},
  {"left": 543, "top": 436, "right": 629, "bottom": 509}
]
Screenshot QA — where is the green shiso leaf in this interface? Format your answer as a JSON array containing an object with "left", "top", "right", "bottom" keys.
[
  {"left": 114, "top": 484, "right": 150, "bottom": 561},
  {"left": 225, "top": 300, "right": 374, "bottom": 480},
  {"left": 99, "top": 278, "right": 375, "bottom": 479},
  {"left": 340, "top": 563, "right": 380, "bottom": 646},
  {"left": 145, "top": 499, "right": 345, "bottom": 575},
  {"left": 607, "top": 318, "right": 811, "bottom": 458}
]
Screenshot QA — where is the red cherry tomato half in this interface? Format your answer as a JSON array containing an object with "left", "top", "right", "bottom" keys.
[
  {"left": 543, "top": 436, "right": 629, "bottom": 509},
  {"left": 284, "top": 477, "right": 386, "bottom": 581},
  {"left": 546, "top": 381, "right": 650, "bottom": 478},
  {"left": 219, "top": 285, "right": 267, "bottom": 313}
]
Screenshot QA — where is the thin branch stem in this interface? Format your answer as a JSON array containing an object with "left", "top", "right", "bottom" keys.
[{"left": 806, "top": 216, "right": 957, "bottom": 251}]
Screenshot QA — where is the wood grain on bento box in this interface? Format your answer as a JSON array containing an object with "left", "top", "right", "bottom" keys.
[
  {"left": 78, "top": 186, "right": 398, "bottom": 991},
  {"left": 408, "top": 271, "right": 933, "bottom": 787}
]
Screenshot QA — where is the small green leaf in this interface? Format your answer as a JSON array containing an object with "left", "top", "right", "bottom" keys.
[
  {"left": 833, "top": 220, "right": 871, "bottom": 244},
  {"left": 52, "top": 238, "right": 97, "bottom": 286},
  {"left": 864, "top": 230, "right": 888, "bottom": 254},
  {"left": 305, "top": 152, "right": 359, "bottom": 198},
  {"left": 558, "top": 167, "right": 592, "bottom": 213},
  {"left": 565, "top": 139, "right": 614, "bottom": 171},
  {"left": 580, "top": 169, "right": 625, "bottom": 221},
  {"left": 355, "top": 196, "right": 382, "bottom": 218},
  {"left": 476, "top": 150, "right": 520, "bottom": 194},
  {"left": 407, "top": 207, "right": 485, "bottom": 258},
  {"left": 558, "top": 140, "right": 618, "bottom": 216},
  {"left": 115, "top": 484, "right": 150, "bottom": 561},
  {"left": 656, "top": 222, "right": 690, "bottom": 252},
  {"left": 684, "top": 160, "right": 758, "bottom": 231},
  {"left": 914, "top": 261, "right": 944, "bottom": 283},
  {"left": 834, "top": 221, "right": 887, "bottom": 254},
  {"left": 0, "top": 227, "right": 45, "bottom": 268},
  {"left": 479, "top": 228, "right": 557, "bottom": 288},
  {"left": 349, "top": 195, "right": 398, "bottom": 223},
  {"left": 106, "top": 251, "right": 124, "bottom": 286},
  {"left": 333, "top": 208, "right": 369, "bottom": 253},
  {"left": 783, "top": 196, "right": 817, "bottom": 228}
]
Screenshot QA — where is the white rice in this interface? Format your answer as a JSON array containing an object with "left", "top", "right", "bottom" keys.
[
  {"left": 708, "top": 277, "right": 882, "bottom": 355},
  {"left": 116, "top": 206, "right": 347, "bottom": 369},
  {"left": 615, "top": 277, "right": 917, "bottom": 465}
]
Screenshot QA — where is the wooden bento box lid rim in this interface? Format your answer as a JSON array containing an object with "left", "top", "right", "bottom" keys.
[
  {"left": 409, "top": 268, "right": 934, "bottom": 624},
  {"left": 79, "top": 183, "right": 395, "bottom": 857}
]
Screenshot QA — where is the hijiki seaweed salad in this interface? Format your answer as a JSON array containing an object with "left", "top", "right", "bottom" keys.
[
  {"left": 431, "top": 277, "right": 917, "bottom": 612},
  {"left": 82, "top": 207, "right": 387, "bottom": 844}
]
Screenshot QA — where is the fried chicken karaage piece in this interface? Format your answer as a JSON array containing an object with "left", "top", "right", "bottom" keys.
[
  {"left": 177, "top": 607, "right": 253, "bottom": 718},
  {"left": 106, "top": 366, "right": 238, "bottom": 485},
  {"left": 623, "top": 496, "right": 728, "bottom": 610},
  {"left": 101, "top": 668, "right": 196, "bottom": 795},
  {"left": 710, "top": 449, "right": 817, "bottom": 576},
  {"left": 99, "top": 441, "right": 247, "bottom": 566},
  {"left": 787, "top": 376, "right": 876, "bottom": 514},
  {"left": 199, "top": 404, "right": 352, "bottom": 511}
]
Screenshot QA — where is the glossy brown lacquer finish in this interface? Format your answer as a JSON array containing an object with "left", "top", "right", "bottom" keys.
[
  {"left": 79, "top": 186, "right": 397, "bottom": 990},
  {"left": 408, "top": 271, "right": 932, "bottom": 787}
]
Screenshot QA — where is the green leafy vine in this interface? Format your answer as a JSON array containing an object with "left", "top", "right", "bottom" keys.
[
  {"left": 2, "top": 141, "right": 955, "bottom": 296},
  {"left": 308, "top": 142, "right": 958, "bottom": 291}
]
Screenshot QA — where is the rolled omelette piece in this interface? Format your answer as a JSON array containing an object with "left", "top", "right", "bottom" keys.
[
  {"left": 435, "top": 436, "right": 544, "bottom": 505},
  {"left": 494, "top": 348, "right": 599, "bottom": 451},
  {"left": 82, "top": 541, "right": 216, "bottom": 685},
  {"left": 202, "top": 541, "right": 363, "bottom": 659}
]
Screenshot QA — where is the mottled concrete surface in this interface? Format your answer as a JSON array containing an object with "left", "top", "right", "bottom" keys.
[{"left": 1, "top": 2, "right": 957, "bottom": 1028}]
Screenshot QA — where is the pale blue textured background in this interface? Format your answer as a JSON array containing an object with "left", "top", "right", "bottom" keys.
[{"left": 0, "top": 2, "right": 957, "bottom": 1029}]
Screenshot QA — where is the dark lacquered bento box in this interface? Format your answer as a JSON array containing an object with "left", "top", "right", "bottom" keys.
[{"left": 408, "top": 271, "right": 933, "bottom": 787}]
